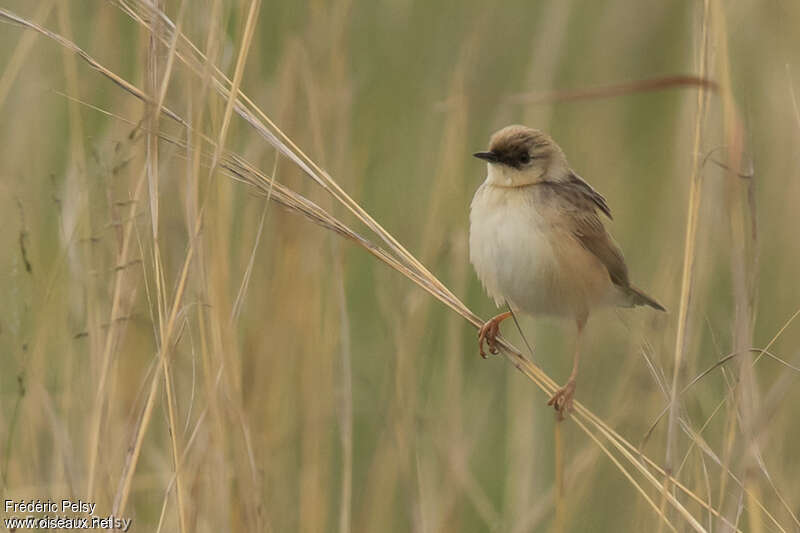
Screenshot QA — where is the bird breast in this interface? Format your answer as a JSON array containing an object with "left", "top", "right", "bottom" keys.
[{"left": 469, "top": 181, "right": 614, "bottom": 318}]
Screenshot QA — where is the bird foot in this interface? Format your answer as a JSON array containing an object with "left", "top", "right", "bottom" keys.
[
  {"left": 478, "top": 316, "right": 503, "bottom": 358},
  {"left": 547, "top": 379, "right": 576, "bottom": 421}
]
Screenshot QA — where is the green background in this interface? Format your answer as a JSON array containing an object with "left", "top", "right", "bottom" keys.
[{"left": 1, "top": 0, "right": 799, "bottom": 531}]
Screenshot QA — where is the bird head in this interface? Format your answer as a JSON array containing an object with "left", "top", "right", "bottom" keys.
[{"left": 473, "top": 125, "right": 570, "bottom": 187}]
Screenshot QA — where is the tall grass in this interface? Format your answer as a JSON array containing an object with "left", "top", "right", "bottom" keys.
[{"left": 1, "top": 0, "right": 800, "bottom": 531}]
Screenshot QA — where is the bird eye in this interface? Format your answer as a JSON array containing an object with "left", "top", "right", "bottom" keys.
[{"left": 519, "top": 153, "right": 531, "bottom": 165}]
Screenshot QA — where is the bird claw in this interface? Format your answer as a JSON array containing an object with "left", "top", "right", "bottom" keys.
[
  {"left": 477, "top": 319, "right": 502, "bottom": 358},
  {"left": 547, "top": 380, "right": 576, "bottom": 421}
]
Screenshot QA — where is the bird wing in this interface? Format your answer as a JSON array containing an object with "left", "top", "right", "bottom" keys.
[{"left": 546, "top": 173, "right": 630, "bottom": 288}]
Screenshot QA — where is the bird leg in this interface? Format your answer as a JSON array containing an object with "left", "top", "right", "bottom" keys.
[
  {"left": 548, "top": 317, "right": 586, "bottom": 420},
  {"left": 477, "top": 311, "right": 512, "bottom": 358}
]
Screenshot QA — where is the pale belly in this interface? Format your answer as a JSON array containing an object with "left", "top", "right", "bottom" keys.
[{"left": 469, "top": 183, "right": 616, "bottom": 318}]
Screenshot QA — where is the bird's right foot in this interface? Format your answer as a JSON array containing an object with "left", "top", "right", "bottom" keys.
[{"left": 477, "top": 311, "right": 512, "bottom": 358}]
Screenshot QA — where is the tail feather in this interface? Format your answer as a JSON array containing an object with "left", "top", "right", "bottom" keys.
[{"left": 626, "top": 285, "right": 666, "bottom": 312}]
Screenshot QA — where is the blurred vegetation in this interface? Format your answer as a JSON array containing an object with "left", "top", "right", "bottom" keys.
[{"left": 1, "top": 0, "right": 799, "bottom": 531}]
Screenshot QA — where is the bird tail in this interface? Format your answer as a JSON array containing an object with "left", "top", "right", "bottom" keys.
[{"left": 626, "top": 285, "right": 666, "bottom": 312}]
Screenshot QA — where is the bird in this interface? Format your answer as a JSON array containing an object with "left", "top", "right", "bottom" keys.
[{"left": 469, "top": 125, "right": 664, "bottom": 418}]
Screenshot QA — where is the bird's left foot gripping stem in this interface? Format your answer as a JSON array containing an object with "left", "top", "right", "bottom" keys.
[
  {"left": 547, "top": 378, "right": 576, "bottom": 421},
  {"left": 477, "top": 311, "right": 512, "bottom": 358}
]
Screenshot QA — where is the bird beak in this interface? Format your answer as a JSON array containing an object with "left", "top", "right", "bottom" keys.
[{"left": 473, "top": 151, "right": 499, "bottom": 163}]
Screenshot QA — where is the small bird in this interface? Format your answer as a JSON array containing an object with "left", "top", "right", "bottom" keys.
[{"left": 469, "top": 125, "right": 664, "bottom": 418}]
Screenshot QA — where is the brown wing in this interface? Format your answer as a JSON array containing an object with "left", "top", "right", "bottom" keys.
[
  {"left": 546, "top": 173, "right": 630, "bottom": 288},
  {"left": 566, "top": 171, "right": 612, "bottom": 219}
]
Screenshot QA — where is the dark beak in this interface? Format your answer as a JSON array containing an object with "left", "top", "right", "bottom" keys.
[{"left": 473, "top": 151, "right": 499, "bottom": 163}]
